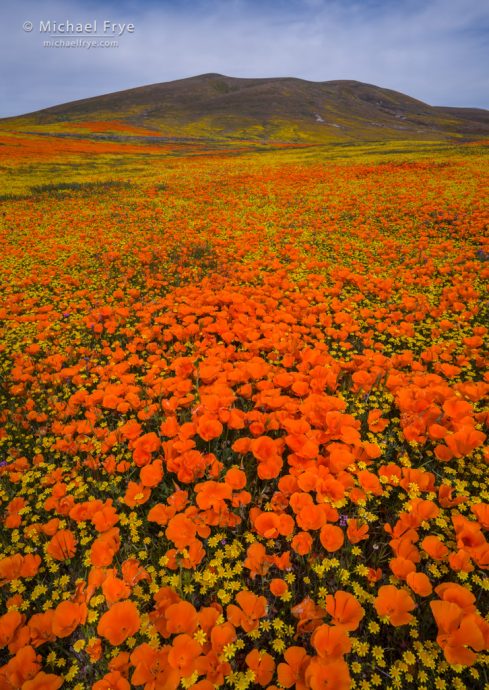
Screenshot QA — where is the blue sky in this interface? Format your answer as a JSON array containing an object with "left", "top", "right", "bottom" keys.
[{"left": 1, "top": 0, "right": 488, "bottom": 117}]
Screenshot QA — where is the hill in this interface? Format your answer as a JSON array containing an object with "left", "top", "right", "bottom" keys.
[{"left": 2, "top": 73, "right": 489, "bottom": 143}]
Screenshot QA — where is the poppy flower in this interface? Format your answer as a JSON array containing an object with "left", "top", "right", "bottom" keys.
[
  {"left": 254, "top": 511, "right": 294, "bottom": 539},
  {"left": 224, "top": 467, "right": 247, "bottom": 489},
  {"left": 86, "top": 638, "right": 103, "bottom": 662},
  {"left": 90, "top": 527, "right": 121, "bottom": 567},
  {"left": 296, "top": 503, "right": 328, "bottom": 531},
  {"left": 374, "top": 585, "right": 416, "bottom": 626},
  {"left": 121, "top": 557, "right": 150, "bottom": 587},
  {"left": 304, "top": 658, "right": 351, "bottom": 690},
  {"left": 324, "top": 591, "right": 365, "bottom": 631},
  {"left": 52, "top": 601, "right": 87, "bottom": 637},
  {"left": 421, "top": 535, "right": 449, "bottom": 560},
  {"left": 277, "top": 646, "right": 310, "bottom": 689},
  {"left": 91, "top": 502, "right": 119, "bottom": 532},
  {"left": 0, "top": 610, "right": 24, "bottom": 648},
  {"left": 430, "top": 601, "right": 484, "bottom": 666},
  {"left": 46, "top": 529, "right": 76, "bottom": 561},
  {"left": 311, "top": 624, "right": 351, "bottom": 659},
  {"left": 196, "top": 415, "right": 223, "bottom": 441},
  {"left": 0, "top": 644, "right": 41, "bottom": 688},
  {"left": 21, "top": 672, "right": 64, "bottom": 690},
  {"left": 346, "top": 518, "right": 369, "bottom": 544},
  {"left": 243, "top": 542, "right": 273, "bottom": 578},
  {"left": 123, "top": 481, "right": 151, "bottom": 508},
  {"left": 390, "top": 557, "right": 416, "bottom": 580},
  {"left": 406, "top": 571, "right": 433, "bottom": 597},
  {"left": 165, "top": 513, "right": 197, "bottom": 549},
  {"left": 97, "top": 600, "right": 141, "bottom": 645},
  {"left": 227, "top": 590, "right": 267, "bottom": 632},
  {"left": 245, "top": 649, "right": 275, "bottom": 686},
  {"left": 291, "top": 531, "right": 313, "bottom": 555},
  {"left": 210, "top": 621, "right": 236, "bottom": 655},
  {"left": 434, "top": 582, "right": 476, "bottom": 612},
  {"left": 165, "top": 601, "right": 198, "bottom": 635},
  {"left": 195, "top": 481, "right": 232, "bottom": 511},
  {"left": 139, "top": 460, "right": 164, "bottom": 488},
  {"left": 270, "top": 578, "right": 288, "bottom": 597},
  {"left": 92, "top": 670, "right": 131, "bottom": 690},
  {"left": 291, "top": 597, "right": 327, "bottom": 634},
  {"left": 102, "top": 572, "right": 131, "bottom": 605},
  {"left": 250, "top": 436, "right": 283, "bottom": 479},
  {"left": 167, "top": 634, "right": 202, "bottom": 677},
  {"left": 27, "top": 611, "right": 56, "bottom": 648},
  {"left": 320, "top": 524, "right": 344, "bottom": 552},
  {"left": 132, "top": 431, "right": 161, "bottom": 466}
]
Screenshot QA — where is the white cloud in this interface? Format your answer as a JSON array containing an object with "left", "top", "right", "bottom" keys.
[{"left": 1, "top": 0, "right": 488, "bottom": 117}]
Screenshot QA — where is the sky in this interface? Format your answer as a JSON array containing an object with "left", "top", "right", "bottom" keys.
[{"left": 1, "top": 0, "right": 488, "bottom": 117}]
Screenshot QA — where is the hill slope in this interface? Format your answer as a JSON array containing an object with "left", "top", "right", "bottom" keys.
[{"left": 2, "top": 73, "right": 489, "bottom": 143}]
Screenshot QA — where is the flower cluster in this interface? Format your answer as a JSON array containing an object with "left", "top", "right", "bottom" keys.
[{"left": 0, "top": 133, "right": 488, "bottom": 689}]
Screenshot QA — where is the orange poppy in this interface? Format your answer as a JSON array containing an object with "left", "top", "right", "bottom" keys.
[
  {"left": 291, "top": 597, "right": 327, "bottom": 634},
  {"left": 320, "top": 524, "right": 344, "bottom": 552},
  {"left": 91, "top": 502, "right": 119, "bottom": 532},
  {"left": 21, "top": 672, "right": 64, "bottom": 690},
  {"left": 434, "top": 582, "right": 476, "bottom": 612},
  {"left": 133, "top": 431, "right": 161, "bottom": 466},
  {"left": 92, "top": 670, "right": 131, "bottom": 690},
  {"left": 324, "top": 591, "right": 365, "bottom": 631},
  {"left": 270, "top": 578, "right": 288, "bottom": 597},
  {"left": 121, "top": 558, "right": 150, "bottom": 587},
  {"left": 139, "top": 460, "right": 164, "bottom": 487},
  {"left": 250, "top": 436, "right": 283, "bottom": 479},
  {"left": 291, "top": 531, "right": 313, "bottom": 555},
  {"left": 196, "top": 415, "right": 223, "bottom": 441},
  {"left": 277, "top": 646, "right": 310, "bottom": 690},
  {"left": 374, "top": 585, "right": 416, "bottom": 626},
  {"left": 406, "top": 572, "right": 433, "bottom": 597},
  {"left": 311, "top": 624, "right": 351, "bottom": 659},
  {"left": 471, "top": 502, "right": 489, "bottom": 528},
  {"left": 90, "top": 527, "right": 121, "bottom": 567},
  {"left": 123, "top": 481, "right": 151, "bottom": 508},
  {"left": 243, "top": 542, "right": 273, "bottom": 578},
  {"left": 102, "top": 572, "right": 131, "bottom": 605},
  {"left": 390, "top": 557, "right": 416, "bottom": 580},
  {"left": 210, "top": 621, "right": 237, "bottom": 655},
  {"left": 448, "top": 549, "right": 474, "bottom": 573},
  {"left": 296, "top": 504, "right": 328, "bottom": 531},
  {"left": 167, "top": 633, "right": 202, "bottom": 677},
  {"left": 224, "top": 467, "right": 247, "bottom": 489},
  {"left": 86, "top": 637, "right": 103, "bottom": 662},
  {"left": 97, "top": 600, "right": 141, "bottom": 645},
  {"left": 430, "top": 601, "right": 484, "bottom": 666},
  {"left": 195, "top": 481, "right": 232, "bottom": 511},
  {"left": 304, "top": 658, "right": 351, "bottom": 690},
  {"left": 227, "top": 590, "right": 267, "bottom": 632},
  {"left": 27, "top": 610, "right": 56, "bottom": 647},
  {"left": 254, "top": 511, "right": 295, "bottom": 539},
  {"left": 346, "top": 519, "right": 369, "bottom": 544},
  {"left": 421, "top": 535, "right": 449, "bottom": 560},
  {"left": 165, "top": 513, "right": 197, "bottom": 549},
  {"left": 0, "top": 644, "right": 41, "bottom": 688},
  {"left": 46, "top": 529, "right": 77, "bottom": 561},
  {"left": 0, "top": 610, "right": 24, "bottom": 648},
  {"left": 165, "top": 601, "right": 198, "bottom": 635},
  {"left": 245, "top": 649, "right": 276, "bottom": 687},
  {"left": 52, "top": 601, "right": 87, "bottom": 637}
]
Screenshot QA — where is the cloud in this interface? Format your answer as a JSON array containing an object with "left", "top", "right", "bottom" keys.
[{"left": 1, "top": 0, "right": 488, "bottom": 117}]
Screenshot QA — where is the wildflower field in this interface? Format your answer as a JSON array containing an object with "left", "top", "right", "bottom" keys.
[{"left": 0, "top": 131, "right": 488, "bottom": 690}]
